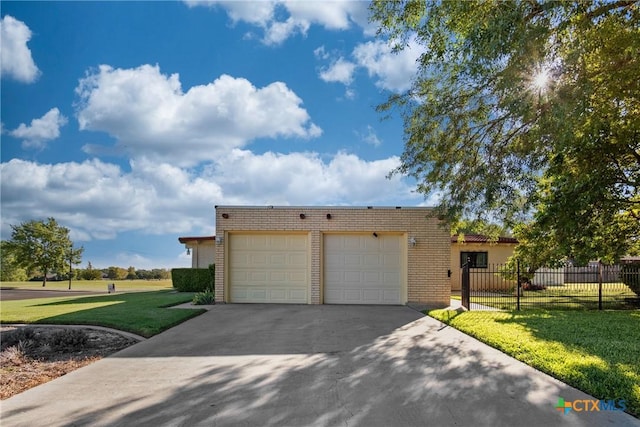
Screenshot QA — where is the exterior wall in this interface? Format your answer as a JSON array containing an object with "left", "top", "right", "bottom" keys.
[
  {"left": 187, "top": 241, "right": 215, "bottom": 269},
  {"left": 450, "top": 242, "right": 516, "bottom": 291},
  {"left": 214, "top": 206, "right": 451, "bottom": 307}
]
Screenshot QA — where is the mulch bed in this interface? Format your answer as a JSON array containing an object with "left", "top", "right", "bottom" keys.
[{"left": 0, "top": 326, "right": 139, "bottom": 399}]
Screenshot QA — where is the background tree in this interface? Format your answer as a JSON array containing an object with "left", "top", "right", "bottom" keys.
[
  {"left": 106, "top": 266, "right": 128, "bottom": 280},
  {"left": 7, "top": 218, "right": 83, "bottom": 286},
  {"left": 126, "top": 266, "right": 137, "bottom": 280},
  {"left": 81, "top": 262, "right": 103, "bottom": 280},
  {"left": 0, "top": 241, "right": 28, "bottom": 282},
  {"left": 371, "top": 0, "right": 639, "bottom": 265}
]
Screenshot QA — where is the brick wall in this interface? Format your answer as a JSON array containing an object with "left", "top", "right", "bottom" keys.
[{"left": 214, "top": 206, "right": 450, "bottom": 307}]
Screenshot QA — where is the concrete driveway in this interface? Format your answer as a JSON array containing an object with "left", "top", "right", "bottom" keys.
[{"left": 1, "top": 305, "right": 638, "bottom": 427}]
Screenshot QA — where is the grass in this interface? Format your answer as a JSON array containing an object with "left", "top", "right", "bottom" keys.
[
  {"left": 428, "top": 308, "right": 640, "bottom": 417},
  {"left": 0, "top": 291, "right": 204, "bottom": 337},
  {"left": 0, "top": 279, "right": 173, "bottom": 292},
  {"left": 463, "top": 283, "right": 638, "bottom": 310}
]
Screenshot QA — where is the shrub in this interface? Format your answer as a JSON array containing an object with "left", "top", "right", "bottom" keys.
[
  {"left": 620, "top": 263, "right": 640, "bottom": 296},
  {"left": 171, "top": 267, "right": 213, "bottom": 292},
  {"left": 1, "top": 328, "right": 36, "bottom": 350},
  {"left": 50, "top": 329, "right": 89, "bottom": 351},
  {"left": 522, "top": 282, "right": 547, "bottom": 291},
  {"left": 192, "top": 290, "right": 215, "bottom": 305}
]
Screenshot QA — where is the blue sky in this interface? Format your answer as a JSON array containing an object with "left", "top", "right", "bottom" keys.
[{"left": 1, "top": 1, "right": 430, "bottom": 270}]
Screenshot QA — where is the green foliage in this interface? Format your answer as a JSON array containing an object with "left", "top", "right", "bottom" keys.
[
  {"left": 106, "top": 266, "right": 128, "bottom": 280},
  {"left": 192, "top": 290, "right": 215, "bottom": 305},
  {"left": 171, "top": 267, "right": 213, "bottom": 292},
  {"left": 1, "top": 241, "right": 28, "bottom": 282},
  {"left": 371, "top": 0, "right": 640, "bottom": 264},
  {"left": 80, "top": 262, "right": 103, "bottom": 280},
  {"left": 620, "top": 263, "right": 640, "bottom": 296},
  {"left": 6, "top": 218, "right": 83, "bottom": 286}
]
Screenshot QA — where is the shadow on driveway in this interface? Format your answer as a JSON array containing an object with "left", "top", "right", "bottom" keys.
[{"left": 2, "top": 305, "right": 638, "bottom": 427}]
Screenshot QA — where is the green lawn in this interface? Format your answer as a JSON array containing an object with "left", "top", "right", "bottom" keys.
[
  {"left": 1, "top": 279, "right": 173, "bottom": 292},
  {"left": 463, "top": 283, "right": 638, "bottom": 310},
  {"left": 0, "top": 291, "right": 204, "bottom": 337},
  {"left": 429, "top": 309, "right": 640, "bottom": 417}
]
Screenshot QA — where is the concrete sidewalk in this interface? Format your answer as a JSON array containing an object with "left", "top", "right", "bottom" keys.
[{"left": 1, "top": 305, "right": 638, "bottom": 427}]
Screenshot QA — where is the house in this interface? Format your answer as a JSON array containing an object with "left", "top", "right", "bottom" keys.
[
  {"left": 178, "top": 236, "right": 215, "bottom": 268},
  {"left": 213, "top": 206, "right": 451, "bottom": 307},
  {"left": 450, "top": 234, "right": 518, "bottom": 291}
]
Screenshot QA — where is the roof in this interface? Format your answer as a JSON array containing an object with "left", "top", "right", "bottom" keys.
[
  {"left": 214, "top": 205, "right": 433, "bottom": 210},
  {"left": 451, "top": 234, "right": 518, "bottom": 244},
  {"left": 178, "top": 236, "right": 215, "bottom": 244}
]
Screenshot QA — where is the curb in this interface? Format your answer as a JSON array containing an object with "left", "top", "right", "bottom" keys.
[{"left": 1, "top": 324, "right": 147, "bottom": 342}]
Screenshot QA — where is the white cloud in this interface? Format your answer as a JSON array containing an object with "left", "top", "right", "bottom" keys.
[
  {"left": 357, "top": 125, "right": 382, "bottom": 147},
  {"left": 313, "top": 45, "right": 329, "bottom": 60},
  {"left": 319, "top": 57, "right": 356, "bottom": 85},
  {"left": 352, "top": 39, "right": 422, "bottom": 92},
  {"left": 10, "top": 108, "right": 68, "bottom": 149},
  {"left": 316, "top": 38, "right": 422, "bottom": 94},
  {"left": 0, "top": 15, "right": 40, "bottom": 83},
  {"left": 75, "top": 64, "right": 321, "bottom": 166},
  {"left": 0, "top": 152, "right": 421, "bottom": 242},
  {"left": 184, "top": 0, "right": 370, "bottom": 45}
]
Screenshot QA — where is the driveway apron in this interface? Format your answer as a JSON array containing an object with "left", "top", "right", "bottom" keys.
[{"left": 1, "top": 305, "right": 638, "bottom": 427}]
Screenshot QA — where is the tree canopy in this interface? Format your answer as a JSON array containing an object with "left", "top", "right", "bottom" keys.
[
  {"left": 371, "top": 0, "right": 639, "bottom": 264},
  {"left": 6, "top": 218, "right": 83, "bottom": 286}
]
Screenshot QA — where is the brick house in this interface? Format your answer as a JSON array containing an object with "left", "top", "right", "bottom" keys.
[
  {"left": 178, "top": 236, "right": 215, "bottom": 268},
  {"left": 213, "top": 206, "right": 451, "bottom": 308},
  {"left": 450, "top": 234, "right": 518, "bottom": 291}
]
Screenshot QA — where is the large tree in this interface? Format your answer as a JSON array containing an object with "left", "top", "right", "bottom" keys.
[
  {"left": 0, "top": 241, "right": 28, "bottom": 282},
  {"left": 7, "top": 218, "right": 83, "bottom": 286},
  {"left": 371, "top": 0, "right": 639, "bottom": 264}
]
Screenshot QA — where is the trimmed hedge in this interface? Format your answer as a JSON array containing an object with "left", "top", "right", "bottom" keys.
[
  {"left": 620, "top": 263, "right": 640, "bottom": 296},
  {"left": 172, "top": 265, "right": 214, "bottom": 292}
]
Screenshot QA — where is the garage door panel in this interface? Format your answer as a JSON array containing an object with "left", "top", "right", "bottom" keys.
[
  {"left": 324, "top": 234, "right": 404, "bottom": 305},
  {"left": 363, "top": 271, "right": 381, "bottom": 283},
  {"left": 363, "top": 254, "right": 380, "bottom": 266},
  {"left": 383, "top": 290, "right": 401, "bottom": 303},
  {"left": 230, "top": 234, "right": 309, "bottom": 304}
]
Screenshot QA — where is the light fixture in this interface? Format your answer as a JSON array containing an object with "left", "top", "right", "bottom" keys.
[
  {"left": 409, "top": 237, "right": 417, "bottom": 247},
  {"left": 326, "top": 213, "right": 332, "bottom": 219},
  {"left": 222, "top": 213, "right": 229, "bottom": 219},
  {"left": 186, "top": 247, "right": 191, "bottom": 255},
  {"left": 372, "top": 232, "right": 378, "bottom": 238},
  {"left": 300, "top": 213, "right": 306, "bottom": 219},
  {"left": 216, "top": 236, "right": 224, "bottom": 244}
]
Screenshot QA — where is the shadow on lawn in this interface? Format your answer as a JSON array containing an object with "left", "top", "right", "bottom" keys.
[
  {"left": 491, "top": 310, "right": 640, "bottom": 418},
  {"left": 26, "top": 291, "right": 204, "bottom": 337}
]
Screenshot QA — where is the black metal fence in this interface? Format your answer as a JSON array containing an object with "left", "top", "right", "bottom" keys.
[{"left": 460, "top": 262, "right": 640, "bottom": 311}]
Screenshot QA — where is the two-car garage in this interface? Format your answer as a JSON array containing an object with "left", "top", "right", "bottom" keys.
[
  {"left": 228, "top": 232, "right": 404, "bottom": 305},
  {"left": 215, "top": 206, "right": 451, "bottom": 307}
]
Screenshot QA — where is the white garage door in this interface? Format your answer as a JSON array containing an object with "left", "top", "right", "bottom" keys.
[
  {"left": 324, "top": 234, "right": 404, "bottom": 305},
  {"left": 229, "top": 234, "right": 309, "bottom": 303}
]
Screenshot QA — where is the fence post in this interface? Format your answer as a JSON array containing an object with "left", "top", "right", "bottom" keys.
[
  {"left": 516, "top": 260, "right": 521, "bottom": 311},
  {"left": 598, "top": 261, "right": 603, "bottom": 310},
  {"left": 462, "top": 257, "right": 470, "bottom": 310}
]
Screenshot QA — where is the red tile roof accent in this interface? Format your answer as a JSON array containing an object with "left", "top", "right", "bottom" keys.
[{"left": 451, "top": 234, "right": 518, "bottom": 244}]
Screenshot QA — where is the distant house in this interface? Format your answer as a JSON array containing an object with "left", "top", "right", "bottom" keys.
[
  {"left": 178, "top": 236, "right": 215, "bottom": 268},
  {"left": 450, "top": 234, "right": 518, "bottom": 291}
]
